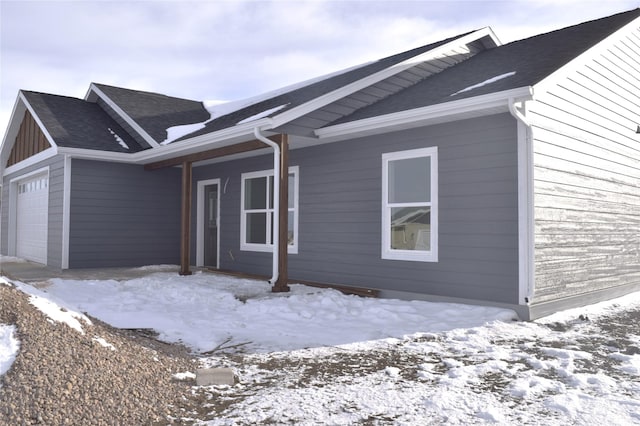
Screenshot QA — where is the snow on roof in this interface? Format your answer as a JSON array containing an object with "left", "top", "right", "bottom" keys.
[
  {"left": 159, "top": 101, "right": 290, "bottom": 145},
  {"left": 160, "top": 122, "right": 208, "bottom": 145},
  {"left": 160, "top": 61, "right": 372, "bottom": 145},
  {"left": 450, "top": 71, "right": 516, "bottom": 96},
  {"left": 108, "top": 128, "right": 129, "bottom": 150},
  {"left": 236, "top": 103, "right": 290, "bottom": 125}
]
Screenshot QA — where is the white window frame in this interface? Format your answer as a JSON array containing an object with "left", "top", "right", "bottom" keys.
[
  {"left": 240, "top": 166, "right": 299, "bottom": 254},
  {"left": 382, "top": 147, "right": 438, "bottom": 262}
]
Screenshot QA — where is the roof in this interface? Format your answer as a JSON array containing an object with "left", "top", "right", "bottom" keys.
[
  {"left": 169, "top": 31, "right": 479, "bottom": 141},
  {"left": 329, "top": 8, "right": 640, "bottom": 126},
  {"left": 4, "top": 8, "right": 639, "bottom": 163},
  {"left": 90, "top": 84, "right": 210, "bottom": 144},
  {"left": 21, "top": 91, "right": 145, "bottom": 153}
]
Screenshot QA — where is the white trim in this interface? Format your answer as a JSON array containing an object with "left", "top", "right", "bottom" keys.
[
  {"left": 381, "top": 147, "right": 438, "bottom": 262},
  {"left": 316, "top": 86, "right": 534, "bottom": 140},
  {"left": 0, "top": 96, "right": 27, "bottom": 175},
  {"left": 8, "top": 166, "right": 51, "bottom": 185},
  {"left": 196, "top": 178, "right": 221, "bottom": 268},
  {"left": 533, "top": 15, "right": 640, "bottom": 97},
  {"left": 61, "top": 155, "right": 72, "bottom": 269},
  {"left": 1, "top": 94, "right": 58, "bottom": 176},
  {"left": 270, "top": 27, "right": 501, "bottom": 129},
  {"left": 516, "top": 119, "right": 535, "bottom": 305},
  {"left": 55, "top": 120, "right": 267, "bottom": 166},
  {"left": 88, "top": 84, "right": 160, "bottom": 148},
  {"left": 8, "top": 166, "right": 50, "bottom": 263},
  {"left": 511, "top": 101, "right": 535, "bottom": 306},
  {"left": 240, "top": 166, "right": 299, "bottom": 254},
  {"left": 19, "top": 92, "right": 59, "bottom": 149},
  {"left": 3, "top": 147, "right": 58, "bottom": 177}
]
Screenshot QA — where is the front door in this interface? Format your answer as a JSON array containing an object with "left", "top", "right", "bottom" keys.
[{"left": 203, "top": 183, "right": 219, "bottom": 268}]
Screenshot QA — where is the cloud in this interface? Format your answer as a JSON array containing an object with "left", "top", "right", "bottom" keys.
[{"left": 1, "top": 0, "right": 639, "bottom": 136}]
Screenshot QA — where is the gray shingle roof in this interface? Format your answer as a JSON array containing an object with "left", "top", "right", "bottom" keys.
[
  {"left": 93, "top": 84, "right": 210, "bottom": 143},
  {"left": 22, "top": 91, "right": 145, "bottom": 153},
  {"left": 329, "top": 8, "right": 640, "bottom": 126},
  {"left": 176, "top": 31, "right": 475, "bottom": 141}
]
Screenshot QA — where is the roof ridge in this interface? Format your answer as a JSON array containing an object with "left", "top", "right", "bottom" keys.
[
  {"left": 91, "top": 82, "right": 202, "bottom": 103},
  {"left": 504, "top": 7, "right": 640, "bottom": 45}
]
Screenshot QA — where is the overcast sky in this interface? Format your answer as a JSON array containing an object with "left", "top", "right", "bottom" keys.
[{"left": 1, "top": 0, "right": 638, "bottom": 136}]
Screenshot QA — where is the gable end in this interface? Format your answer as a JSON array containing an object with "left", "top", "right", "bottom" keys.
[{"left": 8, "top": 110, "right": 52, "bottom": 167}]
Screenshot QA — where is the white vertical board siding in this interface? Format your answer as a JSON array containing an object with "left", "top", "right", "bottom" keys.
[{"left": 529, "top": 27, "right": 640, "bottom": 304}]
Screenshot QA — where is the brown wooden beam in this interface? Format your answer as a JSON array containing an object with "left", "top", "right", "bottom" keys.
[
  {"left": 179, "top": 161, "right": 193, "bottom": 276},
  {"left": 272, "top": 134, "right": 290, "bottom": 292},
  {"left": 144, "top": 138, "right": 276, "bottom": 171}
]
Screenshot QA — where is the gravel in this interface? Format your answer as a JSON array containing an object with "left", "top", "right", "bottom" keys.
[{"left": 0, "top": 282, "right": 200, "bottom": 425}]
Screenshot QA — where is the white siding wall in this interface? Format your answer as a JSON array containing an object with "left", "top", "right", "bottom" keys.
[{"left": 529, "top": 26, "right": 640, "bottom": 304}]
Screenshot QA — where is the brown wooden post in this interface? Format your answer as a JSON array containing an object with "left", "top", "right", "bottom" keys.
[
  {"left": 179, "top": 161, "right": 193, "bottom": 276},
  {"left": 272, "top": 134, "right": 290, "bottom": 292}
]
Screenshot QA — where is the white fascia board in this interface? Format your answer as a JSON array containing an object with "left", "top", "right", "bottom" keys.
[
  {"left": 269, "top": 27, "right": 501, "bottom": 129},
  {"left": 3, "top": 147, "right": 58, "bottom": 177},
  {"left": 533, "top": 15, "right": 640, "bottom": 96},
  {"left": 56, "top": 119, "right": 266, "bottom": 165},
  {"left": 315, "top": 86, "right": 534, "bottom": 140},
  {"left": 88, "top": 83, "right": 160, "bottom": 148},
  {"left": 56, "top": 147, "right": 134, "bottom": 163},
  {"left": 19, "top": 92, "right": 59, "bottom": 149},
  {"left": 1, "top": 94, "right": 59, "bottom": 177},
  {"left": 1, "top": 95, "right": 26, "bottom": 154},
  {"left": 162, "top": 118, "right": 271, "bottom": 152},
  {"left": 0, "top": 96, "right": 27, "bottom": 176}
]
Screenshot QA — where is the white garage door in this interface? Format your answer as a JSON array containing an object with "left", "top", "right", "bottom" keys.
[{"left": 16, "top": 173, "right": 49, "bottom": 264}]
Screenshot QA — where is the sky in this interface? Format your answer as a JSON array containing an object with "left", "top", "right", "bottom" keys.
[{"left": 1, "top": 0, "right": 639, "bottom": 137}]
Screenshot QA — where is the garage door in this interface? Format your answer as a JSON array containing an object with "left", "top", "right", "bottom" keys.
[{"left": 16, "top": 173, "right": 49, "bottom": 264}]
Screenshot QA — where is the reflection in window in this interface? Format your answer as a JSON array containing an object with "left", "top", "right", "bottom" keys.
[
  {"left": 382, "top": 147, "right": 438, "bottom": 262},
  {"left": 241, "top": 166, "right": 299, "bottom": 253}
]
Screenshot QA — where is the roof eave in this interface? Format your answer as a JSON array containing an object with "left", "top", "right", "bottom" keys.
[
  {"left": 533, "top": 13, "right": 640, "bottom": 96},
  {"left": 0, "top": 92, "right": 60, "bottom": 176},
  {"left": 315, "top": 86, "right": 534, "bottom": 141},
  {"left": 57, "top": 118, "right": 272, "bottom": 165},
  {"left": 88, "top": 83, "right": 161, "bottom": 149},
  {"left": 268, "top": 27, "right": 502, "bottom": 130}
]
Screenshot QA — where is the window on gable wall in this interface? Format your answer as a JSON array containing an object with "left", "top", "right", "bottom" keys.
[
  {"left": 240, "top": 166, "right": 299, "bottom": 253},
  {"left": 382, "top": 147, "right": 438, "bottom": 262}
]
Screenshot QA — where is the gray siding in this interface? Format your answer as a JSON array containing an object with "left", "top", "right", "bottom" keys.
[
  {"left": 1, "top": 155, "right": 66, "bottom": 268},
  {"left": 68, "top": 159, "right": 181, "bottom": 268},
  {"left": 193, "top": 113, "right": 520, "bottom": 304},
  {"left": 529, "top": 26, "right": 640, "bottom": 305}
]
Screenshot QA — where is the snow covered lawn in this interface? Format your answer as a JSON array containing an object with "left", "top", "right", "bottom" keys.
[{"left": 2, "top": 268, "right": 640, "bottom": 424}]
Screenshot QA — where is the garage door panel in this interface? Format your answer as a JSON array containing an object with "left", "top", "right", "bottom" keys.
[{"left": 16, "top": 174, "right": 48, "bottom": 264}]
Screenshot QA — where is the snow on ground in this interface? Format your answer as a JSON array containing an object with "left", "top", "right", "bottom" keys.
[
  {"left": 29, "top": 271, "right": 518, "bottom": 353},
  {"left": 0, "top": 278, "right": 20, "bottom": 378},
  {"left": 0, "top": 324, "right": 19, "bottom": 379},
  {"left": 1, "top": 269, "right": 640, "bottom": 425}
]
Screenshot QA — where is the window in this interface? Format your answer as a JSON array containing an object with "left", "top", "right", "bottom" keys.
[
  {"left": 382, "top": 147, "right": 438, "bottom": 262},
  {"left": 241, "top": 166, "right": 299, "bottom": 253}
]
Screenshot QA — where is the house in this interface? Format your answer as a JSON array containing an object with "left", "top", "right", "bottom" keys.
[{"left": 2, "top": 9, "right": 639, "bottom": 320}]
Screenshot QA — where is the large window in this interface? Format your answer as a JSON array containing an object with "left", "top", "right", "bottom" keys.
[
  {"left": 240, "top": 166, "right": 299, "bottom": 253},
  {"left": 382, "top": 147, "right": 438, "bottom": 262}
]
